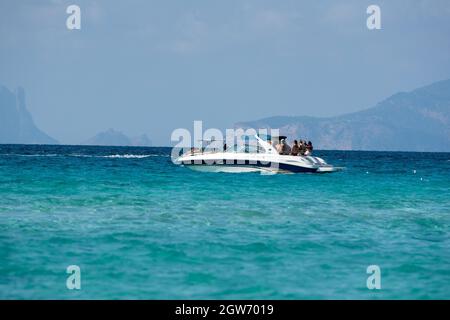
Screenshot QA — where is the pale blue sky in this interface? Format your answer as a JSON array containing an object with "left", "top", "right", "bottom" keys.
[{"left": 1, "top": 0, "right": 450, "bottom": 145}]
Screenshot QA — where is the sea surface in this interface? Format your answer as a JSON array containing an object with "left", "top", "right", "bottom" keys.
[{"left": 0, "top": 145, "right": 449, "bottom": 299}]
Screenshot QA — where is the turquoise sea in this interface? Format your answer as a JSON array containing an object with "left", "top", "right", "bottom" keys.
[{"left": 0, "top": 145, "right": 449, "bottom": 299}]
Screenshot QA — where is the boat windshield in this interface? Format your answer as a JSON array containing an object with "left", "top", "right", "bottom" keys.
[{"left": 225, "top": 143, "right": 263, "bottom": 153}]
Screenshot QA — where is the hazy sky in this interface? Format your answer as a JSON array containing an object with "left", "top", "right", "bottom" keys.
[{"left": 1, "top": 0, "right": 450, "bottom": 145}]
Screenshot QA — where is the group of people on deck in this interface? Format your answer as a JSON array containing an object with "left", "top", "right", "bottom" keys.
[{"left": 275, "top": 139, "right": 313, "bottom": 156}]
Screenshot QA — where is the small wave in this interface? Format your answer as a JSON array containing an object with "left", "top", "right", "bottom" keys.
[
  {"left": 100, "top": 154, "right": 155, "bottom": 159},
  {"left": 0, "top": 153, "right": 59, "bottom": 157},
  {"left": 70, "top": 153, "right": 166, "bottom": 158},
  {"left": 1, "top": 153, "right": 166, "bottom": 159},
  {"left": 68, "top": 154, "right": 93, "bottom": 158},
  {"left": 69, "top": 154, "right": 164, "bottom": 159}
]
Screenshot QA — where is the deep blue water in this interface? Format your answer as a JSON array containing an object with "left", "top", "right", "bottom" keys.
[{"left": 0, "top": 145, "right": 449, "bottom": 299}]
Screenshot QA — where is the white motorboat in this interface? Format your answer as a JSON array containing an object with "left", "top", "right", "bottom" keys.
[{"left": 175, "top": 134, "right": 342, "bottom": 174}]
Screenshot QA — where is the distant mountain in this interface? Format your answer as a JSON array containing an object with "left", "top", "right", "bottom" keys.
[
  {"left": 235, "top": 79, "right": 450, "bottom": 152},
  {"left": 0, "top": 86, "right": 58, "bottom": 144},
  {"left": 82, "top": 129, "right": 152, "bottom": 147}
]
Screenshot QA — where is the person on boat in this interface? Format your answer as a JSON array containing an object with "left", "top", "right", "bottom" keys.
[
  {"left": 304, "top": 141, "right": 313, "bottom": 155},
  {"left": 276, "top": 140, "right": 283, "bottom": 154},
  {"left": 283, "top": 140, "right": 292, "bottom": 155},
  {"left": 298, "top": 140, "right": 306, "bottom": 156},
  {"left": 277, "top": 139, "right": 291, "bottom": 155},
  {"left": 290, "top": 140, "right": 299, "bottom": 156}
]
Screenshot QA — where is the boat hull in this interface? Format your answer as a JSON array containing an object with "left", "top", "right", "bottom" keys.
[
  {"left": 177, "top": 153, "right": 339, "bottom": 174},
  {"left": 174, "top": 135, "right": 341, "bottom": 174}
]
